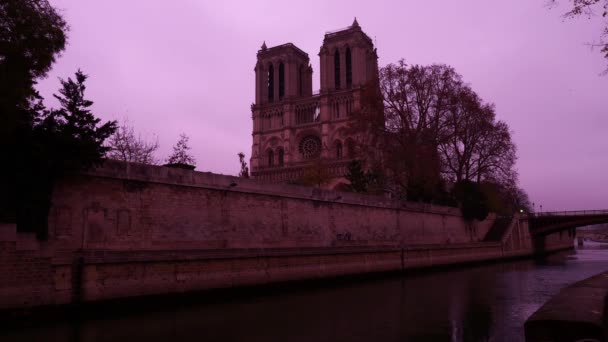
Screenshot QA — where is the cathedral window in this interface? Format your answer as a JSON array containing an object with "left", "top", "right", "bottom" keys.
[
  {"left": 346, "top": 139, "right": 356, "bottom": 158},
  {"left": 268, "top": 64, "right": 274, "bottom": 102},
  {"left": 295, "top": 102, "right": 320, "bottom": 125},
  {"left": 299, "top": 135, "right": 322, "bottom": 159},
  {"left": 346, "top": 47, "right": 352, "bottom": 88},
  {"left": 278, "top": 148, "right": 284, "bottom": 166},
  {"left": 266, "top": 114, "right": 272, "bottom": 130},
  {"left": 332, "top": 101, "right": 340, "bottom": 119},
  {"left": 334, "top": 50, "right": 341, "bottom": 89},
  {"left": 336, "top": 142, "right": 343, "bottom": 160},
  {"left": 279, "top": 62, "right": 285, "bottom": 100},
  {"left": 346, "top": 98, "right": 353, "bottom": 116},
  {"left": 268, "top": 150, "right": 274, "bottom": 167}
]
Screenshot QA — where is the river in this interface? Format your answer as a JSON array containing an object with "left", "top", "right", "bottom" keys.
[{"left": 3, "top": 242, "right": 608, "bottom": 342}]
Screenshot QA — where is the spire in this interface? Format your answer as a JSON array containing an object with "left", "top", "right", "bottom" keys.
[
  {"left": 261, "top": 41, "right": 267, "bottom": 51},
  {"left": 352, "top": 17, "right": 359, "bottom": 28}
]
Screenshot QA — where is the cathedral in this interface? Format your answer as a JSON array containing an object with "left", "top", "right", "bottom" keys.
[{"left": 249, "top": 19, "right": 379, "bottom": 189}]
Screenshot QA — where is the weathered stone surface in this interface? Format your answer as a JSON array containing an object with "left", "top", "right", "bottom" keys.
[
  {"left": 0, "top": 161, "right": 575, "bottom": 312},
  {"left": 525, "top": 272, "right": 608, "bottom": 342}
]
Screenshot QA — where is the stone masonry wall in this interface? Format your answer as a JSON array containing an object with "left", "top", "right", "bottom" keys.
[
  {"left": 0, "top": 161, "right": 574, "bottom": 311},
  {"left": 46, "top": 160, "right": 493, "bottom": 252}
]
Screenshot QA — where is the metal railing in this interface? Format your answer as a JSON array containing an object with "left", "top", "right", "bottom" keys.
[{"left": 530, "top": 210, "right": 608, "bottom": 217}]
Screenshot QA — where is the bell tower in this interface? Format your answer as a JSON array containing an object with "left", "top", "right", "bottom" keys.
[
  {"left": 319, "top": 18, "right": 378, "bottom": 93},
  {"left": 254, "top": 42, "right": 313, "bottom": 105},
  {"left": 250, "top": 19, "right": 380, "bottom": 189}
]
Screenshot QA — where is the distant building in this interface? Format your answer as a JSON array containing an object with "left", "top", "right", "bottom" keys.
[{"left": 250, "top": 19, "right": 379, "bottom": 189}]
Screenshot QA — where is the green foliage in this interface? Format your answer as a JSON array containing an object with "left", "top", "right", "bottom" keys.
[
  {"left": 0, "top": 0, "right": 68, "bottom": 222},
  {"left": 345, "top": 160, "right": 385, "bottom": 194},
  {"left": 12, "top": 70, "right": 116, "bottom": 238},
  {"left": 40, "top": 70, "right": 117, "bottom": 172},
  {"left": 345, "top": 160, "right": 368, "bottom": 192}
]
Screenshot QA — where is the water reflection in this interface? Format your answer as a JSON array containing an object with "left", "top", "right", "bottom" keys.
[{"left": 4, "top": 245, "right": 608, "bottom": 342}]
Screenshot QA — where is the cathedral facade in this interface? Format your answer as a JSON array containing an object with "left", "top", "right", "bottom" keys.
[{"left": 250, "top": 19, "right": 379, "bottom": 189}]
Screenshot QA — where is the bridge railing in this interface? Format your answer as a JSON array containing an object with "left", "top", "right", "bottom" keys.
[{"left": 530, "top": 210, "right": 608, "bottom": 217}]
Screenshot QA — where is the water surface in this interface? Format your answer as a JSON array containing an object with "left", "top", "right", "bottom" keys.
[{"left": 4, "top": 243, "right": 608, "bottom": 342}]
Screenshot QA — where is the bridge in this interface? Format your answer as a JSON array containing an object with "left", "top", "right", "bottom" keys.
[{"left": 528, "top": 210, "right": 608, "bottom": 236}]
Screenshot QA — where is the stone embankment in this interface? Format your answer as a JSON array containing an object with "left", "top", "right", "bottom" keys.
[
  {"left": 0, "top": 160, "right": 574, "bottom": 312},
  {"left": 525, "top": 271, "right": 608, "bottom": 342}
]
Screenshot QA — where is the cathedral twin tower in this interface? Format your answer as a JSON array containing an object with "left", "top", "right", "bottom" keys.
[{"left": 250, "top": 19, "right": 379, "bottom": 189}]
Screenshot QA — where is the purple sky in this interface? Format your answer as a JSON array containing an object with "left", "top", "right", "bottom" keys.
[{"left": 38, "top": 0, "right": 608, "bottom": 211}]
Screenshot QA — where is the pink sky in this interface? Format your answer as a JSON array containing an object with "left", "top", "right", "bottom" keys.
[{"left": 38, "top": 0, "right": 608, "bottom": 211}]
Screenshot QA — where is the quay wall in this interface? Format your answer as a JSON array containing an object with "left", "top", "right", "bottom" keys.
[{"left": 0, "top": 161, "right": 574, "bottom": 311}]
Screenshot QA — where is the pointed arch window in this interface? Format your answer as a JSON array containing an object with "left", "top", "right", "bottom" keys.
[
  {"left": 346, "top": 48, "right": 352, "bottom": 88},
  {"left": 334, "top": 50, "right": 341, "bottom": 89},
  {"left": 336, "top": 142, "right": 343, "bottom": 160},
  {"left": 268, "top": 64, "right": 274, "bottom": 102},
  {"left": 279, "top": 62, "right": 285, "bottom": 100},
  {"left": 268, "top": 150, "right": 274, "bottom": 167},
  {"left": 278, "top": 148, "right": 284, "bottom": 166}
]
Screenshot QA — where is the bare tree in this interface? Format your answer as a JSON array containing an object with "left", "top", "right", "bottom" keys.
[
  {"left": 437, "top": 87, "right": 517, "bottom": 185},
  {"left": 166, "top": 133, "right": 196, "bottom": 166},
  {"left": 351, "top": 60, "right": 521, "bottom": 206},
  {"left": 550, "top": 0, "right": 608, "bottom": 70},
  {"left": 106, "top": 119, "right": 159, "bottom": 164},
  {"left": 352, "top": 61, "right": 463, "bottom": 200}
]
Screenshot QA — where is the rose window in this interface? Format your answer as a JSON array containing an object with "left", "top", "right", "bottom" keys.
[{"left": 299, "top": 135, "right": 321, "bottom": 159}]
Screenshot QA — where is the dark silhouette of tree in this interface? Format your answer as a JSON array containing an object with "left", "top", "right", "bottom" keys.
[
  {"left": 167, "top": 133, "right": 196, "bottom": 167},
  {"left": 345, "top": 159, "right": 385, "bottom": 194},
  {"left": 453, "top": 181, "right": 490, "bottom": 221},
  {"left": 0, "top": 0, "right": 68, "bottom": 222},
  {"left": 550, "top": 0, "right": 608, "bottom": 70},
  {"left": 438, "top": 86, "right": 517, "bottom": 185},
  {"left": 237, "top": 152, "right": 249, "bottom": 178},
  {"left": 107, "top": 119, "right": 159, "bottom": 164},
  {"left": 353, "top": 61, "right": 463, "bottom": 200},
  {"left": 345, "top": 160, "right": 368, "bottom": 193},
  {"left": 351, "top": 60, "right": 528, "bottom": 214},
  {"left": 20, "top": 70, "right": 117, "bottom": 238}
]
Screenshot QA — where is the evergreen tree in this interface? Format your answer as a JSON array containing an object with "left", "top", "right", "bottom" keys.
[
  {"left": 18, "top": 70, "right": 116, "bottom": 238},
  {"left": 0, "top": 0, "right": 68, "bottom": 222},
  {"left": 167, "top": 133, "right": 196, "bottom": 166},
  {"left": 346, "top": 160, "right": 369, "bottom": 193}
]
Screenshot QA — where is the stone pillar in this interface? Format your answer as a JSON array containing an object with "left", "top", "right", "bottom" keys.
[
  {"left": 319, "top": 48, "right": 328, "bottom": 91},
  {"left": 255, "top": 64, "right": 261, "bottom": 104}
]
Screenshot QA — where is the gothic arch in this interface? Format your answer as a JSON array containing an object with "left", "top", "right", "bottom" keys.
[
  {"left": 277, "top": 147, "right": 285, "bottom": 166},
  {"left": 334, "top": 49, "right": 341, "bottom": 89},
  {"left": 267, "top": 63, "right": 275, "bottom": 102},
  {"left": 266, "top": 148, "right": 274, "bottom": 167},
  {"left": 345, "top": 137, "right": 356, "bottom": 159},
  {"left": 328, "top": 126, "right": 348, "bottom": 145},
  {"left": 333, "top": 140, "right": 343, "bottom": 160},
  {"left": 278, "top": 61, "right": 285, "bottom": 100},
  {"left": 345, "top": 46, "right": 352, "bottom": 88},
  {"left": 261, "top": 136, "right": 283, "bottom": 153}
]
